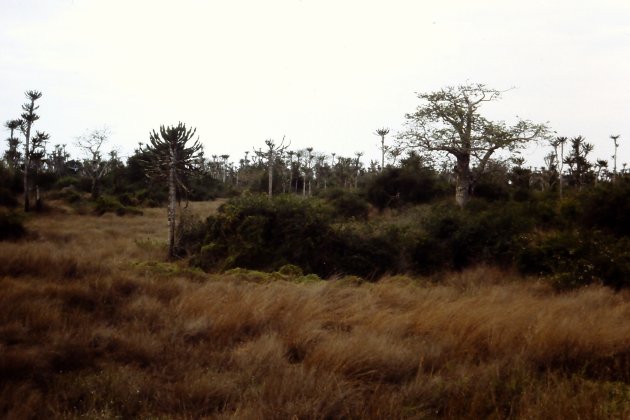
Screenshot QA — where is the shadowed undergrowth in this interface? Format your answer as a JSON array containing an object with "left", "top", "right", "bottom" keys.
[{"left": 1, "top": 204, "right": 630, "bottom": 419}]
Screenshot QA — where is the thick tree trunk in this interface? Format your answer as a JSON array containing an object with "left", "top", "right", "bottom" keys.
[
  {"left": 167, "top": 147, "right": 177, "bottom": 259},
  {"left": 91, "top": 177, "right": 98, "bottom": 200},
  {"left": 455, "top": 157, "right": 471, "bottom": 208}
]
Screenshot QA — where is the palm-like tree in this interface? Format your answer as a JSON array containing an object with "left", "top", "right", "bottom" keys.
[
  {"left": 21, "top": 90, "right": 43, "bottom": 211},
  {"left": 375, "top": 128, "right": 390, "bottom": 172},
  {"left": 140, "top": 122, "right": 203, "bottom": 258},
  {"left": 4, "top": 119, "right": 23, "bottom": 169},
  {"left": 611, "top": 134, "right": 621, "bottom": 182}
]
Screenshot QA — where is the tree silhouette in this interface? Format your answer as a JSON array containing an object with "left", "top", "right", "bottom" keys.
[
  {"left": 375, "top": 128, "right": 390, "bottom": 172},
  {"left": 4, "top": 119, "right": 23, "bottom": 170},
  {"left": 611, "top": 134, "right": 621, "bottom": 182},
  {"left": 20, "top": 90, "right": 43, "bottom": 212}
]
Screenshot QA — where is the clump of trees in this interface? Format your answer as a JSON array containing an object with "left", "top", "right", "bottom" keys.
[{"left": 2, "top": 86, "right": 630, "bottom": 290}]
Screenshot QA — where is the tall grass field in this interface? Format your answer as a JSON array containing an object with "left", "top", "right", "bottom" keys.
[{"left": 1, "top": 201, "right": 629, "bottom": 419}]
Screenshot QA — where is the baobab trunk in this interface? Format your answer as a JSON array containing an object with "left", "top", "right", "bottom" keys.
[
  {"left": 454, "top": 157, "right": 471, "bottom": 208},
  {"left": 167, "top": 146, "right": 177, "bottom": 259}
]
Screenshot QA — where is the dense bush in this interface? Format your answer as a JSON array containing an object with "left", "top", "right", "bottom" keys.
[
  {"left": 187, "top": 195, "right": 407, "bottom": 278},
  {"left": 0, "top": 210, "right": 26, "bottom": 240},
  {"left": 577, "top": 180, "right": 630, "bottom": 236},
  {"left": 0, "top": 187, "right": 18, "bottom": 208},
  {"left": 0, "top": 165, "right": 22, "bottom": 194},
  {"left": 419, "top": 201, "right": 536, "bottom": 269},
  {"left": 320, "top": 189, "right": 369, "bottom": 220},
  {"left": 94, "top": 195, "right": 143, "bottom": 216},
  {"left": 366, "top": 166, "right": 445, "bottom": 210},
  {"left": 517, "top": 231, "right": 630, "bottom": 290}
]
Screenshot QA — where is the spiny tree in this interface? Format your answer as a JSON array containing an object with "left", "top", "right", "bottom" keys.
[
  {"left": 4, "top": 119, "right": 23, "bottom": 170},
  {"left": 20, "top": 90, "right": 43, "bottom": 212},
  {"left": 401, "top": 83, "right": 549, "bottom": 207},
  {"left": 375, "top": 127, "right": 390, "bottom": 171},
  {"left": 564, "top": 136, "right": 594, "bottom": 189},
  {"left": 140, "top": 123, "right": 203, "bottom": 259}
]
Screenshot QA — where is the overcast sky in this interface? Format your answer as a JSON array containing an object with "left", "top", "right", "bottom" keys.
[{"left": 1, "top": 0, "right": 629, "bottom": 167}]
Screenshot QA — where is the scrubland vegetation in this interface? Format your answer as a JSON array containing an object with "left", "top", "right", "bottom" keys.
[
  {"left": 1, "top": 201, "right": 630, "bottom": 419},
  {"left": 2, "top": 85, "right": 630, "bottom": 418}
]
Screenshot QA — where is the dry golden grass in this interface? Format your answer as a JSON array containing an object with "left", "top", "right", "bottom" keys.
[{"left": 1, "top": 201, "right": 630, "bottom": 419}]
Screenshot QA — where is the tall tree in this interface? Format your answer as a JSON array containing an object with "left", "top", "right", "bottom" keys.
[
  {"left": 401, "top": 83, "right": 549, "bottom": 207},
  {"left": 551, "top": 136, "right": 568, "bottom": 199},
  {"left": 375, "top": 128, "right": 390, "bottom": 171},
  {"left": 611, "top": 134, "right": 621, "bottom": 183},
  {"left": 20, "top": 90, "right": 43, "bottom": 212},
  {"left": 140, "top": 123, "right": 202, "bottom": 258},
  {"left": 255, "top": 137, "right": 289, "bottom": 199}
]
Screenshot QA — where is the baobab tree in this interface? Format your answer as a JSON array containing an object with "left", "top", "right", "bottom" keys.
[
  {"left": 20, "top": 90, "right": 43, "bottom": 212},
  {"left": 76, "top": 127, "right": 113, "bottom": 199},
  {"left": 375, "top": 127, "right": 389, "bottom": 171},
  {"left": 140, "top": 123, "right": 203, "bottom": 258},
  {"left": 401, "top": 84, "right": 549, "bottom": 207}
]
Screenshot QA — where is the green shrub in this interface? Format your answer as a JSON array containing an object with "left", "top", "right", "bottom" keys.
[
  {"left": 517, "top": 231, "right": 630, "bottom": 290},
  {"left": 577, "top": 180, "right": 630, "bottom": 236},
  {"left": 321, "top": 189, "right": 369, "bottom": 220},
  {"left": 422, "top": 201, "right": 535, "bottom": 269},
  {"left": 94, "top": 195, "right": 142, "bottom": 216},
  {"left": 186, "top": 195, "right": 405, "bottom": 278},
  {"left": 366, "top": 167, "right": 444, "bottom": 210},
  {"left": 54, "top": 176, "right": 80, "bottom": 189},
  {"left": 0, "top": 210, "right": 26, "bottom": 240}
]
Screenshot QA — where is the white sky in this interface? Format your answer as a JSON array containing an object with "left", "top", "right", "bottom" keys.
[{"left": 1, "top": 0, "right": 629, "bottom": 168}]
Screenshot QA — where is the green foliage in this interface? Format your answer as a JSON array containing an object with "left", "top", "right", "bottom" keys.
[
  {"left": 517, "top": 231, "right": 630, "bottom": 290},
  {"left": 421, "top": 201, "right": 535, "bottom": 269},
  {"left": 94, "top": 195, "right": 143, "bottom": 216},
  {"left": 320, "top": 188, "right": 369, "bottom": 220},
  {"left": 577, "top": 180, "right": 630, "bottom": 236},
  {"left": 54, "top": 175, "right": 78, "bottom": 189},
  {"left": 0, "top": 210, "right": 26, "bottom": 240},
  {"left": 187, "top": 195, "right": 409, "bottom": 278},
  {"left": 366, "top": 166, "right": 444, "bottom": 210}
]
